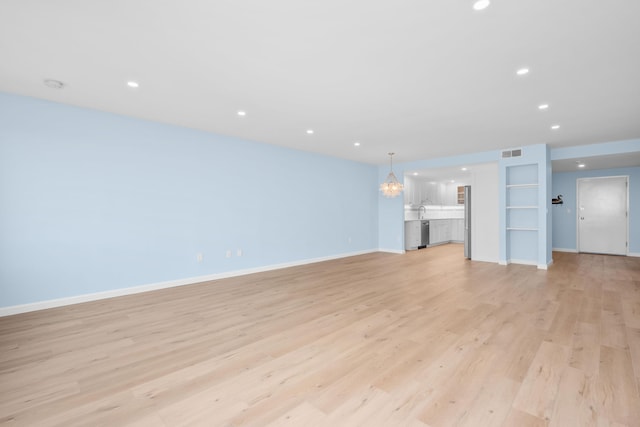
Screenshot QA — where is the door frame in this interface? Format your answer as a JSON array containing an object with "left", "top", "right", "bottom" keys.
[{"left": 576, "top": 175, "right": 629, "bottom": 255}]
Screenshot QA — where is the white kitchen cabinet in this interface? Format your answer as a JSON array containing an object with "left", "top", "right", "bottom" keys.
[
  {"left": 403, "top": 177, "right": 416, "bottom": 205},
  {"left": 406, "top": 178, "right": 469, "bottom": 207},
  {"left": 404, "top": 221, "right": 421, "bottom": 250},
  {"left": 429, "top": 222, "right": 438, "bottom": 245},
  {"left": 451, "top": 219, "right": 465, "bottom": 242},
  {"left": 429, "top": 219, "right": 465, "bottom": 245},
  {"left": 404, "top": 177, "right": 427, "bottom": 206},
  {"left": 441, "top": 183, "right": 453, "bottom": 206},
  {"left": 426, "top": 183, "right": 440, "bottom": 205},
  {"left": 429, "top": 219, "right": 451, "bottom": 245}
]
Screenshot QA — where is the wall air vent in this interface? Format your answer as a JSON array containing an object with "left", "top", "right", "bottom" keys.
[{"left": 501, "top": 149, "right": 523, "bottom": 158}]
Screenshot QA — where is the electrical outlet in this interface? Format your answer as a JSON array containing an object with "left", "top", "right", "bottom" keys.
[
  {"left": 236, "top": 249, "right": 242, "bottom": 257},
  {"left": 226, "top": 250, "right": 232, "bottom": 258},
  {"left": 196, "top": 253, "right": 203, "bottom": 263}
]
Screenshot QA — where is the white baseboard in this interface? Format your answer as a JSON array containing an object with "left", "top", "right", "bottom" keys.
[
  {"left": 500, "top": 259, "right": 552, "bottom": 269},
  {"left": 378, "top": 248, "right": 405, "bottom": 254},
  {"left": 501, "top": 259, "right": 538, "bottom": 267},
  {"left": 471, "top": 256, "right": 499, "bottom": 264},
  {"left": 0, "top": 249, "right": 378, "bottom": 317},
  {"left": 512, "top": 259, "right": 537, "bottom": 266},
  {"left": 538, "top": 259, "right": 553, "bottom": 270},
  {"left": 554, "top": 248, "right": 639, "bottom": 257}
]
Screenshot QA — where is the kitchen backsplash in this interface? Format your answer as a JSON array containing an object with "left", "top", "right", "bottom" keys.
[{"left": 404, "top": 205, "right": 464, "bottom": 220}]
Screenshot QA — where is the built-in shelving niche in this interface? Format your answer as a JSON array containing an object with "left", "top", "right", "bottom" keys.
[{"left": 506, "top": 164, "right": 538, "bottom": 264}]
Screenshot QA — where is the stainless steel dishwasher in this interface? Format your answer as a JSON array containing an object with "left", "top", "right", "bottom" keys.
[{"left": 420, "top": 220, "right": 429, "bottom": 248}]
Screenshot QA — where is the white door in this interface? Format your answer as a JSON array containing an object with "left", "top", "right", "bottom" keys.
[{"left": 577, "top": 176, "right": 628, "bottom": 255}]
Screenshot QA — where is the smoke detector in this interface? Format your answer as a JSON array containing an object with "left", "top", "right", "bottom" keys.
[{"left": 44, "top": 79, "right": 65, "bottom": 89}]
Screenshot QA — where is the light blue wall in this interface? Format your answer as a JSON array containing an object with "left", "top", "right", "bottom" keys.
[
  {"left": 498, "top": 144, "right": 551, "bottom": 267},
  {"left": 0, "top": 92, "right": 378, "bottom": 307},
  {"left": 551, "top": 166, "right": 640, "bottom": 253}
]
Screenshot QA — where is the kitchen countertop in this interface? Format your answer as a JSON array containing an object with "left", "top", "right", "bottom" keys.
[{"left": 405, "top": 218, "right": 464, "bottom": 221}]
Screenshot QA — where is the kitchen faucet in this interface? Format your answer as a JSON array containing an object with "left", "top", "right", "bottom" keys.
[{"left": 419, "top": 205, "right": 426, "bottom": 220}]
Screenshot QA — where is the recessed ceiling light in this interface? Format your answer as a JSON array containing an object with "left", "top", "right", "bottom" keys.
[
  {"left": 461, "top": 167, "right": 468, "bottom": 171},
  {"left": 237, "top": 110, "right": 246, "bottom": 117},
  {"left": 127, "top": 81, "right": 139, "bottom": 88},
  {"left": 413, "top": 172, "right": 419, "bottom": 176},
  {"left": 451, "top": 180, "right": 455, "bottom": 183},
  {"left": 551, "top": 125, "right": 560, "bottom": 130},
  {"left": 516, "top": 68, "right": 530, "bottom": 76},
  {"left": 44, "top": 79, "right": 65, "bottom": 89},
  {"left": 354, "top": 141, "right": 361, "bottom": 147},
  {"left": 578, "top": 163, "right": 586, "bottom": 168},
  {"left": 473, "top": 0, "right": 490, "bottom": 11},
  {"left": 538, "top": 104, "right": 549, "bottom": 110},
  {"left": 306, "top": 129, "right": 314, "bottom": 134}
]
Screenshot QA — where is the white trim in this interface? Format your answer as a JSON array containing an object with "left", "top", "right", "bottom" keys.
[
  {"left": 552, "top": 248, "right": 578, "bottom": 253},
  {"left": 511, "top": 259, "right": 537, "bottom": 266},
  {"left": 504, "top": 259, "right": 538, "bottom": 266},
  {"left": 471, "top": 256, "right": 499, "bottom": 264},
  {"left": 378, "top": 248, "right": 405, "bottom": 254},
  {"left": 0, "top": 249, "right": 378, "bottom": 317},
  {"left": 538, "top": 259, "right": 553, "bottom": 270},
  {"left": 628, "top": 252, "right": 640, "bottom": 258}
]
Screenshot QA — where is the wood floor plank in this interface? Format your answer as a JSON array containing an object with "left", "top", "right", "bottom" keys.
[
  {"left": 417, "top": 344, "right": 502, "bottom": 426},
  {"left": 1, "top": 246, "right": 640, "bottom": 426},
  {"left": 502, "top": 408, "right": 549, "bottom": 427},
  {"left": 570, "top": 321, "right": 601, "bottom": 376},
  {"left": 626, "top": 327, "right": 640, "bottom": 391},
  {"left": 592, "top": 345, "right": 640, "bottom": 425},
  {"left": 548, "top": 366, "right": 597, "bottom": 427},
  {"left": 511, "top": 341, "right": 571, "bottom": 421},
  {"left": 621, "top": 299, "right": 640, "bottom": 329},
  {"left": 456, "top": 376, "right": 521, "bottom": 427}
]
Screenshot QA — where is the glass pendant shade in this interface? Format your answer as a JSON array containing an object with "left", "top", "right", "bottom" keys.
[{"left": 380, "top": 153, "right": 403, "bottom": 198}]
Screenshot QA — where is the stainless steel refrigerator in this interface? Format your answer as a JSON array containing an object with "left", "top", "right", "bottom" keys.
[{"left": 464, "top": 186, "right": 471, "bottom": 259}]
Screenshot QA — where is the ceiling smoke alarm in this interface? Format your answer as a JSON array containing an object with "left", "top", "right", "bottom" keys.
[{"left": 44, "top": 79, "right": 65, "bottom": 89}]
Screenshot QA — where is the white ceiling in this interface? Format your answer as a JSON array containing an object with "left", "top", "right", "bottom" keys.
[
  {"left": 1, "top": 0, "right": 639, "bottom": 165},
  {"left": 405, "top": 165, "right": 472, "bottom": 185},
  {"left": 552, "top": 151, "right": 640, "bottom": 173},
  {"left": 405, "top": 151, "right": 640, "bottom": 185}
]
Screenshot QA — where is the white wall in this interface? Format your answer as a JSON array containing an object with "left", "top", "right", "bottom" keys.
[{"left": 471, "top": 163, "right": 499, "bottom": 263}]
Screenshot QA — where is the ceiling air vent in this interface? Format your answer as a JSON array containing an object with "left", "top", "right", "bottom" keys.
[{"left": 501, "top": 148, "right": 522, "bottom": 158}]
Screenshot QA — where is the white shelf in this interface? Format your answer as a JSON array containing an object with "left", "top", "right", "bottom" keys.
[
  {"left": 506, "top": 183, "right": 538, "bottom": 188},
  {"left": 505, "top": 164, "right": 539, "bottom": 264}
]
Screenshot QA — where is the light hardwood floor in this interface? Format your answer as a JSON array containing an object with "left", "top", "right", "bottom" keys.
[{"left": 1, "top": 244, "right": 640, "bottom": 426}]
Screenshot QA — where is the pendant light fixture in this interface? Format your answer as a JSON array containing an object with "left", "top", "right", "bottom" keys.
[{"left": 380, "top": 152, "right": 404, "bottom": 198}]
